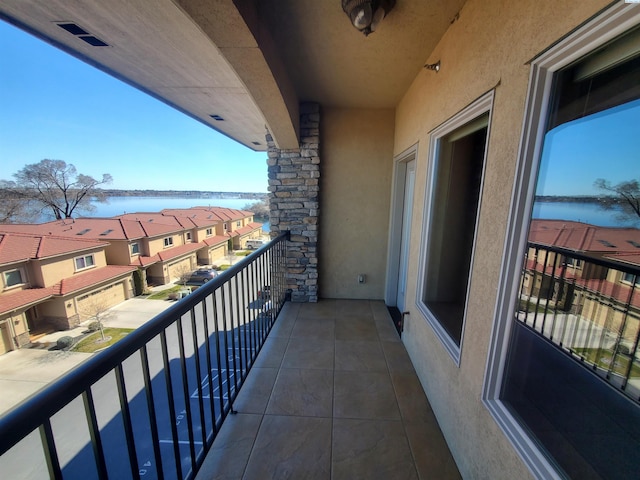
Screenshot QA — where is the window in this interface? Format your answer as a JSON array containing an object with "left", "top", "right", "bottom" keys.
[
  {"left": 563, "top": 255, "right": 582, "bottom": 268},
  {"left": 622, "top": 271, "right": 640, "bottom": 285},
  {"left": 75, "top": 254, "right": 95, "bottom": 271},
  {"left": 130, "top": 242, "right": 140, "bottom": 255},
  {"left": 236, "top": 221, "right": 241, "bottom": 227},
  {"left": 206, "top": 228, "right": 213, "bottom": 236},
  {"left": 163, "top": 237, "right": 173, "bottom": 248},
  {"left": 186, "top": 232, "right": 192, "bottom": 241},
  {"left": 418, "top": 91, "right": 493, "bottom": 363},
  {"left": 223, "top": 223, "right": 228, "bottom": 231},
  {"left": 4, "top": 269, "right": 24, "bottom": 288},
  {"left": 484, "top": 7, "right": 640, "bottom": 479}
]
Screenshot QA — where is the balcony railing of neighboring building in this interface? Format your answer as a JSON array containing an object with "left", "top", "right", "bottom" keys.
[
  {"left": 0, "top": 232, "right": 289, "bottom": 479},
  {"left": 516, "top": 241, "right": 640, "bottom": 403}
]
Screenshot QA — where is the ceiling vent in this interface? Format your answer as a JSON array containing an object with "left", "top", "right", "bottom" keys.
[
  {"left": 56, "top": 22, "right": 109, "bottom": 47},
  {"left": 209, "top": 114, "right": 224, "bottom": 121}
]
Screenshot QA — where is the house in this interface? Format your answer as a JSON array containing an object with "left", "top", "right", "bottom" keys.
[
  {"left": 0, "top": 231, "right": 136, "bottom": 353},
  {"left": 1, "top": 1, "right": 639, "bottom": 478}
]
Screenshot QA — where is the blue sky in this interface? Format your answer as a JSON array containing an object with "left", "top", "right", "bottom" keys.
[
  {"left": 0, "top": 21, "right": 268, "bottom": 192},
  {"left": 536, "top": 98, "right": 640, "bottom": 196}
]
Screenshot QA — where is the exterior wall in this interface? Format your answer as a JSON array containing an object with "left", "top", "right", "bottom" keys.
[
  {"left": 105, "top": 241, "right": 136, "bottom": 265},
  {"left": 320, "top": 107, "right": 395, "bottom": 299},
  {"left": 148, "top": 234, "right": 181, "bottom": 255},
  {"left": 167, "top": 255, "right": 196, "bottom": 283},
  {"left": 392, "top": 0, "right": 611, "bottom": 478},
  {"left": 38, "top": 249, "right": 108, "bottom": 287},
  {"left": 268, "top": 103, "right": 320, "bottom": 302}
]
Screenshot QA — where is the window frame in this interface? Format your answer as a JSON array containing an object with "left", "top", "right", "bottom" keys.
[
  {"left": 3, "top": 268, "right": 25, "bottom": 289},
  {"left": 416, "top": 90, "right": 494, "bottom": 365},
  {"left": 130, "top": 242, "right": 140, "bottom": 255},
  {"left": 205, "top": 228, "right": 213, "bottom": 236},
  {"left": 163, "top": 237, "right": 174, "bottom": 248},
  {"left": 74, "top": 254, "right": 96, "bottom": 271},
  {"left": 482, "top": 4, "right": 640, "bottom": 479}
]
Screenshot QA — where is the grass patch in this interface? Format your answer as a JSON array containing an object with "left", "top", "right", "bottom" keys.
[
  {"left": 217, "top": 264, "right": 231, "bottom": 271},
  {"left": 518, "top": 299, "right": 549, "bottom": 314},
  {"left": 572, "top": 347, "right": 640, "bottom": 377},
  {"left": 72, "top": 328, "right": 134, "bottom": 353},
  {"left": 147, "top": 285, "right": 184, "bottom": 300},
  {"left": 235, "top": 251, "right": 251, "bottom": 257}
]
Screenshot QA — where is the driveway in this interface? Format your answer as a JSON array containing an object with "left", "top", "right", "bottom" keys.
[{"left": 0, "top": 297, "right": 173, "bottom": 416}]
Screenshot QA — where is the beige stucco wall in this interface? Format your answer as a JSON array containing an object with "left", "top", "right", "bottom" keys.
[
  {"left": 320, "top": 107, "right": 395, "bottom": 299},
  {"left": 38, "top": 249, "right": 108, "bottom": 287},
  {"left": 391, "top": 0, "right": 611, "bottom": 478},
  {"left": 105, "top": 241, "right": 136, "bottom": 265}
]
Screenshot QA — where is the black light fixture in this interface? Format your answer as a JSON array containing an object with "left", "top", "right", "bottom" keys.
[{"left": 342, "top": 0, "right": 396, "bottom": 36}]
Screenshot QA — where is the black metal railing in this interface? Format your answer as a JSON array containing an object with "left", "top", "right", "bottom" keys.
[
  {"left": 516, "top": 242, "right": 640, "bottom": 402},
  {"left": 0, "top": 232, "right": 289, "bottom": 479}
]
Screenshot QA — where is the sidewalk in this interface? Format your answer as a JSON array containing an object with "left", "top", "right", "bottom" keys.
[{"left": 0, "top": 296, "right": 174, "bottom": 416}]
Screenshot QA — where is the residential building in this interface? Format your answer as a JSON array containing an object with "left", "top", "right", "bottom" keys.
[
  {"left": 1, "top": 1, "right": 639, "bottom": 478},
  {"left": 0, "top": 231, "right": 136, "bottom": 353}
]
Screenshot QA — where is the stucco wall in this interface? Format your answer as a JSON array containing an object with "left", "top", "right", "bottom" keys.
[
  {"left": 320, "top": 107, "right": 395, "bottom": 299},
  {"left": 393, "top": 0, "right": 611, "bottom": 478}
]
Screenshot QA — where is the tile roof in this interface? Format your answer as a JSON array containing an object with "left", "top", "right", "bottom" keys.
[
  {"left": 203, "top": 235, "right": 229, "bottom": 247},
  {"left": 54, "top": 265, "right": 137, "bottom": 295},
  {"left": 0, "top": 218, "right": 147, "bottom": 240},
  {"left": 528, "top": 220, "right": 640, "bottom": 255},
  {"left": 130, "top": 242, "right": 203, "bottom": 266},
  {"left": 0, "top": 232, "right": 107, "bottom": 266},
  {"left": 235, "top": 222, "right": 263, "bottom": 236},
  {"left": 0, "top": 287, "right": 54, "bottom": 315}
]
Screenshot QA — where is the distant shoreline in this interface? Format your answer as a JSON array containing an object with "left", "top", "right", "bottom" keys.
[{"left": 97, "top": 189, "right": 267, "bottom": 199}]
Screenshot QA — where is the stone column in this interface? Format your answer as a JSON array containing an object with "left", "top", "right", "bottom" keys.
[{"left": 267, "top": 103, "right": 319, "bottom": 302}]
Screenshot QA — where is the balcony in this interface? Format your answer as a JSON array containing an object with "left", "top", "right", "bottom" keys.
[{"left": 0, "top": 234, "right": 459, "bottom": 479}]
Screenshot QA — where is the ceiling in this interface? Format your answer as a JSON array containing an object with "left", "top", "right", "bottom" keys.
[{"left": 0, "top": 0, "right": 465, "bottom": 150}]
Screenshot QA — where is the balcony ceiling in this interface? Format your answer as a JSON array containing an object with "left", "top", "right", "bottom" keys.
[{"left": 0, "top": 0, "right": 465, "bottom": 150}]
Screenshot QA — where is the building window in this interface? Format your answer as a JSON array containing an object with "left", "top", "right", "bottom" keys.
[
  {"left": 4, "top": 269, "right": 25, "bottom": 288},
  {"left": 417, "top": 91, "right": 493, "bottom": 363},
  {"left": 186, "top": 232, "right": 192, "bottom": 241},
  {"left": 563, "top": 255, "right": 582, "bottom": 268},
  {"left": 130, "top": 243, "right": 140, "bottom": 255},
  {"left": 622, "top": 271, "right": 640, "bottom": 285},
  {"left": 163, "top": 237, "right": 173, "bottom": 248},
  {"left": 484, "top": 7, "right": 640, "bottom": 479},
  {"left": 224, "top": 223, "right": 228, "bottom": 231},
  {"left": 236, "top": 221, "right": 241, "bottom": 227},
  {"left": 75, "top": 254, "right": 95, "bottom": 271},
  {"left": 206, "top": 228, "right": 213, "bottom": 236}
]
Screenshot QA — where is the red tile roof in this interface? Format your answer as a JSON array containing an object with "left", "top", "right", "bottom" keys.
[
  {"left": 0, "top": 232, "right": 107, "bottom": 266},
  {"left": 529, "top": 220, "right": 640, "bottom": 255},
  {"left": 0, "top": 287, "right": 54, "bottom": 315},
  {"left": 54, "top": 265, "right": 136, "bottom": 295},
  {"left": 235, "top": 222, "right": 263, "bottom": 236},
  {"left": 203, "top": 235, "right": 229, "bottom": 247}
]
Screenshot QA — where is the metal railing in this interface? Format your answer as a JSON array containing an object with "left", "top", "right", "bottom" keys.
[
  {"left": 516, "top": 242, "right": 640, "bottom": 402},
  {"left": 0, "top": 232, "right": 289, "bottom": 479}
]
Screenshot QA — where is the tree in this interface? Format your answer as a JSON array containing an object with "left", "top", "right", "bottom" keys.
[
  {"left": 242, "top": 199, "right": 269, "bottom": 220},
  {"left": 10, "top": 159, "right": 112, "bottom": 220},
  {"left": 0, "top": 180, "right": 33, "bottom": 223},
  {"left": 81, "top": 298, "right": 114, "bottom": 343},
  {"left": 594, "top": 178, "right": 640, "bottom": 220}
]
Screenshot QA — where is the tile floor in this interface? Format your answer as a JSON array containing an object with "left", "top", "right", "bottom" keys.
[{"left": 195, "top": 299, "right": 460, "bottom": 480}]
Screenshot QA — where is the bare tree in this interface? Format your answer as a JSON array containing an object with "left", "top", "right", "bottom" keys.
[
  {"left": 11, "top": 159, "right": 112, "bottom": 220},
  {"left": 81, "top": 298, "right": 114, "bottom": 342},
  {"left": 242, "top": 199, "right": 269, "bottom": 220},
  {"left": 173, "top": 263, "right": 193, "bottom": 287},
  {"left": 594, "top": 178, "right": 640, "bottom": 220}
]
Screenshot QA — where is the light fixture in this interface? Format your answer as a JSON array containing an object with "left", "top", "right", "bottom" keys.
[
  {"left": 424, "top": 61, "right": 441, "bottom": 73},
  {"left": 342, "top": 0, "right": 396, "bottom": 36}
]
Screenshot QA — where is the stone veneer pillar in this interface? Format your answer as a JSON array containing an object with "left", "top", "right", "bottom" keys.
[{"left": 267, "top": 103, "right": 320, "bottom": 302}]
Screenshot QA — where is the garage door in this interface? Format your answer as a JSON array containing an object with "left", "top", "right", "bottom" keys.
[
  {"left": 76, "top": 282, "right": 127, "bottom": 319},
  {"left": 168, "top": 257, "right": 193, "bottom": 282}
]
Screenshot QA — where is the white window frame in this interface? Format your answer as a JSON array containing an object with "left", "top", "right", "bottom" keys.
[
  {"left": 206, "top": 228, "right": 213, "bottom": 236},
  {"left": 186, "top": 232, "right": 192, "bottom": 241},
  {"left": 416, "top": 90, "right": 494, "bottom": 365},
  {"left": 163, "top": 237, "right": 174, "bottom": 248},
  {"left": 482, "top": 4, "right": 640, "bottom": 479},
  {"left": 130, "top": 242, "right": 140, "bottom": 255},
  {"left": 3, "top": 268, "right": 25, "bottom": 289},
  {"left": 75, "top": 254, "right": 96, "bottom": 271}
]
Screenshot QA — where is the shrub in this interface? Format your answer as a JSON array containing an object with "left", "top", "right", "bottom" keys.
[
  {"left": 57, "top": 336, "right": 74, "bottom": 350},
  {"left": 87, "top": 321, "right": 101, "bottom": 332}
]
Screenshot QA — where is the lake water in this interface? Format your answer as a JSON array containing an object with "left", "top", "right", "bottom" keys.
[
  {"left": 84, "top": 196, "right": 270, "bottom": 231},
  {"left": 532, "top": 201, "right": 638, "bottom": 228}
]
